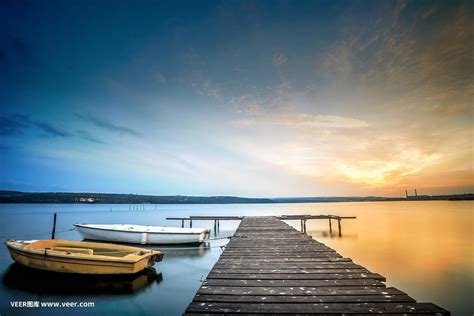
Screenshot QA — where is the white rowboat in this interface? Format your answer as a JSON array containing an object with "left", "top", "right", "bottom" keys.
[{"left": 75, "top": 224, "right": 209, "bottom": 245}]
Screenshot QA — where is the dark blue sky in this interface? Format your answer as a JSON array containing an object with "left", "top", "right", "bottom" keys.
[{"left": 1, "top": 0, "right": 472, "bottom": 196}]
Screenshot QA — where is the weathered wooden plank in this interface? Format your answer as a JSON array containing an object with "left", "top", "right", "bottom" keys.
[
  {"left": 193, "top": 294, "right": 416, "bottom": 303},
  {"left": 210, "top": 268, "right": 370, "bottom": 274},
  {"left": 226, "top": 243, "right": 324, "bottom": 247},
  {"left": 236, "top": 227, "right": 295, "bottom": 230},
  {"left": 227, "top": 240, "right": 323, "bottom": 244},
  {"left": 221, "top": 251, "right": 338, "bottom": 255},
  {"left": 223, "top": 248, "right": 336, "bottom": 252},
  {"left": 207, "top": 272, "right": 386, "bottom": 281},
  {"left": 233, "top": 232, "right": 307, "bottom": 235},
  {"left": 197, "top": 286, "right": 406, "bottom": 296},
  {"left": 185, "top": 302, "right": 449, "bottom": 314},
  {"left": 203, "top": 279, "right": 385, "bottom": 287},
  {"left": 227, "top": 243, "right": 322, "bottom": 247},
  {"left": 220, "top": 254, "right": 342, "bottom": 259},
  {"left": 216, "top": 257, "right": 353, "bottom": 263},
  {"left": 226, "top": 243, "right": 332, "bottom": 248},
  {"left": 221, "top": 250, "right": 339, "bottom": 254},
  {"left": 213, "top": 263, "right": 363, "bottom": 269}
]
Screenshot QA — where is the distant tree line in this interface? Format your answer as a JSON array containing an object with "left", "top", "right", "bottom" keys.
[{"left": 0, "top": 190, "right": 472, "bottom": 204}]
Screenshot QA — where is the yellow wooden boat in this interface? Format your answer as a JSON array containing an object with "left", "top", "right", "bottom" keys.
[{"left": 6, "top": 239, "right": 163, "bottom": 274}]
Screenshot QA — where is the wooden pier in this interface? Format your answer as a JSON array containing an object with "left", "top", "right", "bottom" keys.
[
  {"left": 184, "top": 216, "right": 449, "bottom": 315},
  {"left": 166, "top": 214, "right": 355, "bottom": 236}
]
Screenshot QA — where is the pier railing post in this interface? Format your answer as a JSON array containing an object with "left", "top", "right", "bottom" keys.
[{"left": 51, "top": 212, "right": 57, "bottom": 239}]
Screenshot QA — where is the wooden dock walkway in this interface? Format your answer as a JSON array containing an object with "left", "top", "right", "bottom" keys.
[{"left": 184, "top": 216, "right": 449, "bottom": 315}]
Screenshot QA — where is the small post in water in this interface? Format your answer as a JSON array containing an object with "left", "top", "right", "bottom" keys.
[{"left": 51, "top": 212, "right": 57, "bottom": 239}]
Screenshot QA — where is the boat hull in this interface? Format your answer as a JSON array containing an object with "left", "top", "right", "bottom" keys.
[
  {"left": 75, "top": 225, "right": 208, "bottom": 244},
  {"left": 6, "top": 240, "right": 162, "bottom": 275}
]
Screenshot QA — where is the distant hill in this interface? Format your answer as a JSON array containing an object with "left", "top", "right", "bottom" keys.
[
  {"left": 0, "top": 191, "right": 472, "bottom": 204},
  {"left": 0, "top": 191, "right": 273, "bottom": 204},
  {"left": 271, "top": 196, "right": 403, "bottom": 203}
]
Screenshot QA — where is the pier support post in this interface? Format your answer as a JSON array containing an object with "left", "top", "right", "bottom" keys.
[
  {"left": 300, "top": 219, "right": 303, "bottom": 232},
  {"left": 214, "top": 220, "right": 217, "bottom": 233},
  {"left": 338, "top": 219, "right": 342, "bottom": 237},
  {"left": 217, "top": 219, "right": 220, "bottom": 231},
  {"left": 51, "top": 212, "right": 57, "bottom": 239},
  {"left": 303, "top": 219, "right": 307, "bottom": 234},
  {"left": 190, "top": 219, "right": 193, "bottom": 228},
  {"left": 181, "top": 219, "right": 184, "bottom": 228},
  {"left": 329, "top": 218, "right": 332, "bottom": 235}
]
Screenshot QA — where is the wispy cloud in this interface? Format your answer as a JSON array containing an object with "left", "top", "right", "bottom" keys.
[
  {"left": 76, "top": 130, "right": 106, "bottom": 144},
  {"left": 0, "top": 114, "right": 30, "bottom": 136},
  {"left": 237, "top": 112, "right": 369, "bottom": 129},
  {"left": 35, "top": 122, "right": 73, "bottom": 137},
  {"left": 192, "top": 79, "right": 220, "bottom": 98},
  {"left": 76, "top": 113, "right": 142, "bottom": 138},
  {"left": 272, "top": 52, "right": 288, "bottom": 68},
  {"left": 153, "top": 71, "right": 167, "bottom": 84}
]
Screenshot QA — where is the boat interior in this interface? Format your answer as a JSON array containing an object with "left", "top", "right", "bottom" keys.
[{"left": 22, "top": 240, "right": 142, "bottom": 258}]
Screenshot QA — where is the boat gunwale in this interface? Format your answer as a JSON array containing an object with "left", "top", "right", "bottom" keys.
[
  {"left": 7, "top": 247, "right": 146, "bottom": 269},
  {"left": 74, "top": 224, "right": 208, "bottom": 235},
  {"left": 6, "top": 241, "right": 161, "bottom": 264}
]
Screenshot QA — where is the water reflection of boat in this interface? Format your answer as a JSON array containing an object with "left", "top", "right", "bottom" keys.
[
  {"left": 2, "top": 263, "right": 162, "bottom": 295},
  {"left": 146, "top": 242, "right": 211, "bottom": 258}
]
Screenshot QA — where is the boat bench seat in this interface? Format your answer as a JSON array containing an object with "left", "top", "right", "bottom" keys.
[{"left": 52, "top": 247, "right": 94, "bottom": 255}]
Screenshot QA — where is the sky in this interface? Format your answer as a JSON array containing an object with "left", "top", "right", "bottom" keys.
[{"left": 0, "top": 0, "right": 472, "bottom": 197}]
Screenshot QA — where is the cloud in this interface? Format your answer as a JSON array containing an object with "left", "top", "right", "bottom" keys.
[
  {"left": 76, "top": 130, "right": 106, "bottom": 144},
  {"left": 421, "top": 4, "right": 438, "bottom": 19},
  {"left": 320, "top": 38, "right": 355, "bottom": 80},
  {"left": 231, "top": 95, "right": 264, "bottom": 116},
  {"left": 0, "top": 114, "right": 30, "bottom": 136},
  {"left": 75, "top": 113, "right": 142, "bottom": 138},
  {"left": 193, "top": 79, "right": 220, "bottom": 97},
  {"left": 272, "top": 52, "right": 288, "bottom": 68},
  {"left": 35, "top": 122, "right": 73, "bottom": 137},
  {"left": 153, "top": 71, "right": 167, "bottom": 84},
  {"left": 237, "top": 112, "right": 369, "bottom": 129}
]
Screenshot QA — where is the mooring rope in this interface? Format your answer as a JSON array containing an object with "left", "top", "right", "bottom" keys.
[{"left": 0, "top": 227, "right": 76, "bottom": 242}]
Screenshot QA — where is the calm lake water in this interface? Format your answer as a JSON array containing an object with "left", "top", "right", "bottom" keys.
[{"left": 0, "top": 201, "right": 472, "bottom": 315}]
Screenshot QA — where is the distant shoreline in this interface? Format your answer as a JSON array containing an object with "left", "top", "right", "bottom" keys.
[{"left": 0, "top": 190, "right": 472, "bottom": 204}]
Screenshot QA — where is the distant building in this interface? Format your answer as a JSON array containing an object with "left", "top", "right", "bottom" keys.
[{"left": 75, "top": 197, "right": 96, "bottom": 203}]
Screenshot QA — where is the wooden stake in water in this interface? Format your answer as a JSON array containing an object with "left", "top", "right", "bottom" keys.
[{"left": 51, "top": 212, "right": 57, "bottom": 239}]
